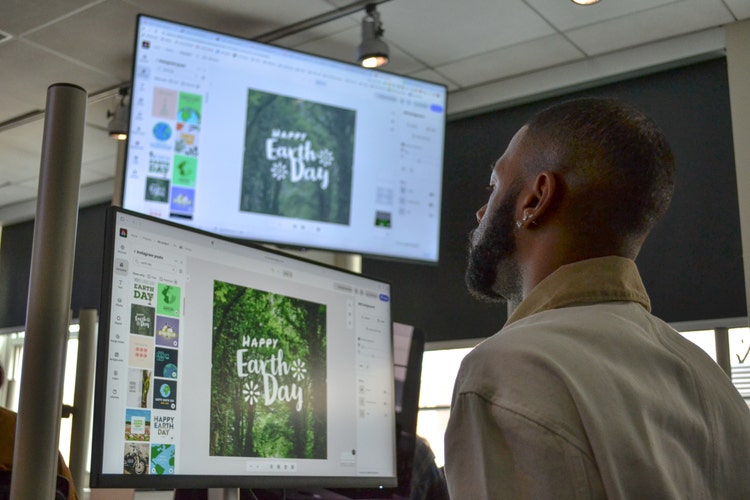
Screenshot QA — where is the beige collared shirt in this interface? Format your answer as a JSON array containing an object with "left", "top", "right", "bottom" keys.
[{"left": 445, "top": 256, "right": 750, "bottom": 499}]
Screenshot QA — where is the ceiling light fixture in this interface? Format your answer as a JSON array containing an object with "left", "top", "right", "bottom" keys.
[
  {"left": 107, "top": 87, "right": 130, "bottom": 141},
  {"left": 357, "top": 3, "right": 389, "bottom": 69},
  {"left": 571, "top": 0, "right": 602, "bottom": 5}
]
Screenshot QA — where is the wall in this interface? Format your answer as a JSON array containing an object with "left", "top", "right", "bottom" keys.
[{"left": 0, "top": 202, "right": 108, "bottom": 328}]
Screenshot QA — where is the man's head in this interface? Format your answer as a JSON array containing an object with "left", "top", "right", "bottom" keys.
[{"left": 466, "top": 97, "right": 675, "bottom": 303}]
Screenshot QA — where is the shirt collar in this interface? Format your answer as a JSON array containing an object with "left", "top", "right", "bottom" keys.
[{"left": 505, "top": 256, "right": 651, "bottom": 326}]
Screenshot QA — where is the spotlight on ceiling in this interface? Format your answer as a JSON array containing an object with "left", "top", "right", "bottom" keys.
[
  {"left": 571, "top": 0, "right": 601, "bottom": 5},
  {"left": 107, "top": 87, "right": 130, "bottom": 141},
  {"left": 357, "top": 3, "right": 389, "bottom": 69}
]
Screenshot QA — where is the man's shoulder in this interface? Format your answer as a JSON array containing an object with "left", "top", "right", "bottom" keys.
[
  {"left": 456, "top": 301, "right": 663, "bottom": 397},
  {"left": 456, "top": 313, "right": 585, "bottom": 402},
  {"left": 473, "top": 302, "right": 619, "bottom": 355}
]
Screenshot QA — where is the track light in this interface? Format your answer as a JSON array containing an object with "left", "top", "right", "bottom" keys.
[
  {"left": 108, "top": 87, "right": 130, "bottom": 141},
  {"left": 357, "top": 4, "right": 389, "bottom": 69}
]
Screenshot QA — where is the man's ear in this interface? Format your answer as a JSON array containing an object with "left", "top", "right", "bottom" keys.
[{"left": 518, "top": 171, "right": 557, "bottom": 227}]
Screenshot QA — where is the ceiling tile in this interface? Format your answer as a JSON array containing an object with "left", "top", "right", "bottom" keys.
[
  {"left": 0, "top": 93, "right": 42, "bottom": 125},
  {"left": 274, "top": 17, "right": 359, "bottom": 50},
  {"left": 82, "top": 154, "right": 118, "bottom": 177},
  {"left": 0, "top": 40, "right": 117, "bottom": 122},
  {"left": 80, "top": 164, "right": 112, "bottom": 186},
  {"left": 406, "top": 69, "right": 460, "bottom": 92},
  {"left": 86, "top": 95, "right": 119, "bottom": 130},
  {"left": 81, "top": 126, "right": 118, "bottom": 165},
  {"left": 0, "top": 120, "right": 43, "bottom": 156},
  {"left": 292, "top": 24, "right": 365, "bottom": 64},
  {"left": 23, "top": 0, "right": 141, "bottom": 82},
  {"left": 0, "top": 146, "right": 40, "bottom": 184},
  {"left": 567, "top": 0, "right": 735, "bottom": 56},
  {"left": 0, "top": 0, "right": 93, "bottom": 35},
  {"left": 436, "top": 34, "right": 583, "bottom": 88},
  {"left": 128, "top": 0, "right": 339, "bottom": 40},
  {"left": 16, "top": 177, "right": 39, "bottom": 192},
  {"left": 525, "top": 0, "right": 675, "bottom": 31},
  {"left": 0, "top": 113, "right": 115, "bottom": 188},
  {"left": 377, "top": 0, "right": 555, "bottom": 66},
  {"left": 0, "top": 184, "right": 37, "bottom": 206},
  {"left": 723, "top": 0, "right": 750, "bottom": 19}
]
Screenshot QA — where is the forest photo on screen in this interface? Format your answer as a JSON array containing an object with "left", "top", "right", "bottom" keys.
[
  {"left": 210, "top": 280, "right": 328, "bottom": 459},
  {"left": 239, "top": 88, "right": 356, "bottom": 225}
]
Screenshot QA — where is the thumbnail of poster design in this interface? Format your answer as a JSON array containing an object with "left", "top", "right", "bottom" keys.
[
  {"left": 157, "top": 284, "right": 181, "bottom": 317},
  {"left": 153, "top": 379, "right": 177, "bottom": 410},
  {"left": 155, "top": 316, "right": 180, "bottom": 348},
  {"left": 150, "top": 444, "right": 176, "bottom": 475},
  {"left": 175, "top": 91, "right": 201, "bottom": 157},
  {"left": 239, "top": 89, "right": 356, "bottom": 225},
  {"left": 130, "top": 304, "right": 155, "bottom": 336},
  {"left": 127, "top": 368, "right": 153, "bottom": 409},
  {"left": 124, "top": 442, "right": 149, "bottom": 475},
  {"left": 152, "top": 411, "right": 177, "bottom": 442},
  {"left": 155, "top": 347, "right": 178, "bottom": 379},
  {"left": 125, "top": 408, "right": 151, "bottom": 442},
  {"left": 210, "top": 280, "right": 327, "bottom": 459}
]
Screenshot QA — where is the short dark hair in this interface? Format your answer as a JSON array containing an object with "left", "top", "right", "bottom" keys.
[{"left": 523, "top": 97, "right": 675, "bottom": 241}]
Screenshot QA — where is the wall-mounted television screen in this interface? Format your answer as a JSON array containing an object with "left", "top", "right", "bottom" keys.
[
  {"left": 90, "top": 207, "right": 396, "bottom": 489},
  {"left": 121, "top": 15, "right": 447, "bottom": 263}
]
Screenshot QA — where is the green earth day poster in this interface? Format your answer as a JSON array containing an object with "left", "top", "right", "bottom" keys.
[
  {"left": 172, "top": 155, "right": 197, "bottom": 187},
  {"left": 177, "top": 92, "right": 202, "bottom": 124},
  {"left": 239, "top": 89, "right": 355, "bottom": 224},
  {"left": 210, "top": 280, "right": 327, "bottom": 459},
  {"left": 157, "top": 284, "right": 181, "bottom": 317}
]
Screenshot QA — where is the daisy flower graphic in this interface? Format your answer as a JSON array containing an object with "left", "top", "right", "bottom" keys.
[
  {"left": 291, "top": 359, "right": 307, "bottom": 381},
  {"left": 270, "top": 161, "right": 288, "bottom": 181},
  {"left": 318, "top": 149, "right": 335, "bottom": 167},
  {"left": 243, "top": 380, "right": 261, "bottom": 405}
]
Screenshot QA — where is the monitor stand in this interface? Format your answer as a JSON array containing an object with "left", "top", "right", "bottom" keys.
[{"left": 208, "top": 488, "right": 239, "bottom": 500}]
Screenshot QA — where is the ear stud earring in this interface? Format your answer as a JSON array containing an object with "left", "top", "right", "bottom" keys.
[{"left": 515, "top": 213, "right": 536, "bottom": 229}]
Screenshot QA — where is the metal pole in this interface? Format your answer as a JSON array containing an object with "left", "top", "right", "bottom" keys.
[
  {"left": 715, "top": 327, "right": 732, "bottom": 378},
  {"left": 11, "top": 83, "right": 87, "bottom": 500},
  {"left": 69, "top": 308, "right": 98, "bottom": 494}
]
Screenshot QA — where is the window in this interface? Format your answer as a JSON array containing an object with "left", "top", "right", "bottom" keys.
[
  {"left": 416, "top": 346, "right": 474, "bottom": 468},
  {"left": 0, "top": 327, "right": 80, "bottom": 465}
]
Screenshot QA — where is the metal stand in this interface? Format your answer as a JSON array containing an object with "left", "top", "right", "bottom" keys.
[
  {"left": 715, "top": 327, "right": 732, "bottom": 378},
  {"left": 208, "top": 488, "right": 240, "bottom": 500},
  {"left": 10, "top": 83, "right": 87, "bottom": 500},
  {"left": 69, "top": 308, "right": 98, "bottom": 493}
]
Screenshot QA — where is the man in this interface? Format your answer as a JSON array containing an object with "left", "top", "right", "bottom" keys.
[{"left": 444, "top": 97, "right": 750, "bottom": 498}]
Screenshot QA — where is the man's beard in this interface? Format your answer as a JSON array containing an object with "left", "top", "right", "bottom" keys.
[{"left": 465, "top": 188, "right": 522, "bottom": 304}]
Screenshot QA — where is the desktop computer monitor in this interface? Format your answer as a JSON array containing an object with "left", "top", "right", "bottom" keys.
[
  {"left": 121, "top": 15, "right": 447, "bottom": 263},
  {"left": 90, "top": 207, "right": 397, "bottom": 490}
]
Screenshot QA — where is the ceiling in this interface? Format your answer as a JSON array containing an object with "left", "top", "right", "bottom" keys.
[{"left": 0, "top": 0, "right": 748, "bottom": 226}]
